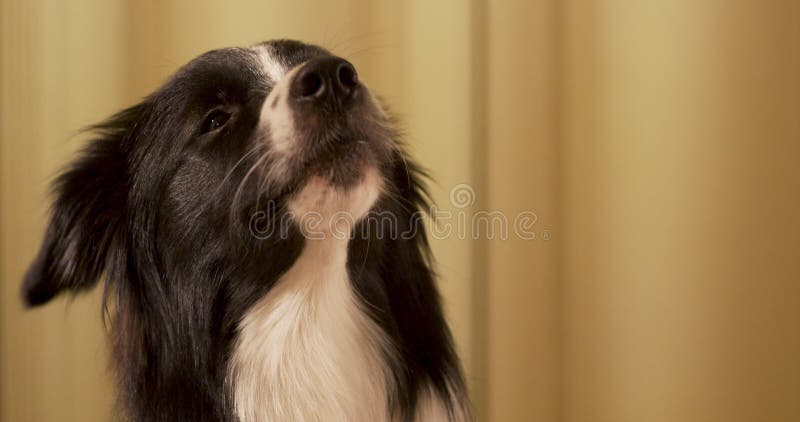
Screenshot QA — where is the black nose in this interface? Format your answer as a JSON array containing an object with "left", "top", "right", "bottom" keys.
[{"left": 291, "top": 57, "right": 359, "bottom": 105}]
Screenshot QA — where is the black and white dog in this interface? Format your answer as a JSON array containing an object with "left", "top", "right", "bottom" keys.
[{"left": 21, "top": 40, "right": 469, "bottom": 421}]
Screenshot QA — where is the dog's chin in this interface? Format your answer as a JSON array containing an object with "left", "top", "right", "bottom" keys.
[
  {"left": 294, "top": 135, "right": 380, "bottom": 188},
  {"left": 287, "top": 161, "right": 383, "bottom": 235}
]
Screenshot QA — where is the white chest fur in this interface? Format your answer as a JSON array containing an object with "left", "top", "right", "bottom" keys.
[{"left": 229, "top": 237, "right": 394, "bottom": 422}]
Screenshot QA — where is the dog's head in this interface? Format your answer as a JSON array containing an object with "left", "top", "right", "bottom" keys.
[{"left": 21, "top": 39, "right": 419, "bottom": 308}]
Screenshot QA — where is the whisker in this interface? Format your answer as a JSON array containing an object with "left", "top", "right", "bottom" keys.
[
  {"left": 343, "top": 45, "right": 387, "bottom": 61},
  {"left": 179, "top": 144, "right": 269, "bottom": 238},
  {"left": 214, "top": 143, "right": 266, "bottom": 198},
  {"left": 231, "top": 151, "right": 272, "bottom": 226},
  {"left": 356, "top": 230, "right": 371, "bottom": 281},
  {"left": 326, "top": 31, "right": 388, "bottom": 61}
]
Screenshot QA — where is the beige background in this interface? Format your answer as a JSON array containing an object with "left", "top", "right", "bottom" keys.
[{"left": 1, "top": 1, "right": 798, "bottom": 421}]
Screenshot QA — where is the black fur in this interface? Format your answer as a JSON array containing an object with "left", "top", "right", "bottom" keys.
[{"left": 22, "top": 40, "right": 467, "bottom": 421}]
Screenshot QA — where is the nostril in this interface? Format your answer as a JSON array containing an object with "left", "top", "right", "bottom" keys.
[
  {"left": 292, "top": 58, "right": 358, "bottom": 103},
  {"left": 337, "top": 62, "right": 358, "bottom": 90},
  {"left": 298, "top": 71, "right": 324, "bottom": 98}
]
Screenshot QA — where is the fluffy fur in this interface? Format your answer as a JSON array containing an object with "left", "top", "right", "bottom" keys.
[{"left": 21, "top": 39, "right": 469, "bottom": 421}]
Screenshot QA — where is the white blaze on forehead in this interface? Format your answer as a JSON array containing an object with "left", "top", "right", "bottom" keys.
[
  {"left": 255, "top": 44, "right": 295, "bottom": 155},
  {"left": 259, "top": 64, "right": 302, "bottom": 156},
  {"left": 257, "top": 53, "right": 307, "bottom": 188},
  {"left": 255, "top": 44, "right": 287, "bottom": 83}
]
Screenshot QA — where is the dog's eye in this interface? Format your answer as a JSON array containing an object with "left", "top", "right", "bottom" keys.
[{"left": 201, "top": 110, "right": 231, "bottom": 134}]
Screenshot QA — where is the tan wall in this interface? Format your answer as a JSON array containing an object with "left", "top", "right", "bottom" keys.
[
  {"left": 1, "top": 1, "right": 798, "bottom": 421},
  {"left": 484, "top": 1, "right": 561, "bottom": 420},
  {"left": 561, "top": 2, "right": 800, "bottom": 421},
  {"left": 1, "top": 2, "right": 125, "bottom": 420}
]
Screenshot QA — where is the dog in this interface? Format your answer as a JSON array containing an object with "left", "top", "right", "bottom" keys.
[{"left": 21, "top": 39, "right": 469, "bottom": 421}]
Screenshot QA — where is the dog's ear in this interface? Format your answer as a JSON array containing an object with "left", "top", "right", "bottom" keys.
[{"left": 21, "top": 104, "right": 147, "bottom": 307}]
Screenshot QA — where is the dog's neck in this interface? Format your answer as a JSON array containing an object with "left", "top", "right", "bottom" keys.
[{"left": 228, "top": 234, "right": 394, "bottom": 421}]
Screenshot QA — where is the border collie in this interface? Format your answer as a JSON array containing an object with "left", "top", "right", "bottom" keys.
[{"left": 21, "top": 39, "right": 469, "bottom": 421}]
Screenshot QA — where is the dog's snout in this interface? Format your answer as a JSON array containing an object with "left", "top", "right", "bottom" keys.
[{"left": 291, "top": 57, "right": 359, "bottom": 106}]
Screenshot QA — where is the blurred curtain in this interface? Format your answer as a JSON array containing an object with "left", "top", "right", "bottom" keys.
[
  {"left": 1, "top": 1, "right": 798, "bottom": 421},
  {"left": 561, "top": 2, "right": 800, "bottom": 421}
]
